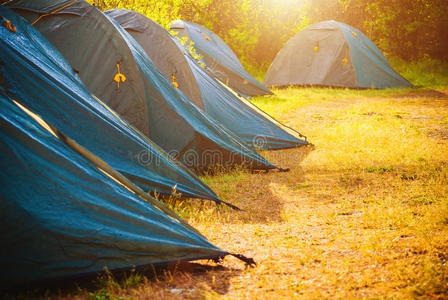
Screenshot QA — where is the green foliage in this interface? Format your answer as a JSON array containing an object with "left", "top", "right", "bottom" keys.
[
  {"left": 88, "top": 0, "right": 447, "bottom": 75},
  {"left": 389, "top": 57, "right": 448, "bottom": 88},
  {"left": 306, "top": 0, "right": 448, "bottom": 61},
  {"left": 88, "top": 0, "right": 181, "bottom": 29}
]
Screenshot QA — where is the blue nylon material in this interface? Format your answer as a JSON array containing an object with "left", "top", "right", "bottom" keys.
[
  {"left": 183, "top": 42, "right": 308, "bottom": 150},
  {"left": 107, "top": 16, "right": 276, "bottom": 170},
  {"left": 5, "top": 0, "right": 275, "bottom": 170},
  {"left": 183, "top": 45, "right": 308, "bottom": 150},
  {"left": 1, "top": 0, "right": 89, "bottom": 16},
  {"left": 171, "top": 20, "right": 272, "bottom": 97},
  {"left": 0, "top": 7, "right": 221, "bottom": 202},
  {"left": 338, "top": 22, "right": 413, "bottom": 89},
  {"left": 106, "top": 10, "right": 307, "bottom": 150},
  {"left": 0, "top": 89, "right": 226, "bottom": 289}
]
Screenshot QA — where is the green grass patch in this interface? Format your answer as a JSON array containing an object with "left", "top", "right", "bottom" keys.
[{"left": 366, "top": 166, "right": 395, "bottom": 173}]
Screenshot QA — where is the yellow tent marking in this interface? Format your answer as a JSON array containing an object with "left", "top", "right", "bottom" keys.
[
  {"left": 13, "top": 100, "right": 58, "bottom": 138},
  {"left": 31, "top": 0, "right": 78, "bottom": 26},
  {"left": 200, "top": 32, "right": 211, "bottom": 40},
  {"left": 114, "top": 63, "right": 126, "bottom": 89},
  {"left": 2, "top": 18, "right": 17, "bottom": 33},
  {"left": 351, "top": 31, "right": 358, "bottom": 38},
  {"left": 171, "top": 73, "right": 179, "bottom": 88},
  {"left": 314, "top": 45, "right": 319, "bottom": 53},
  {"left": 342, "top": 46, "right": 349, "bottom": 67}
]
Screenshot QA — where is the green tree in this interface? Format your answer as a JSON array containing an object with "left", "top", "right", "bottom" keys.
[{"left": 88, "top": 0, "right": 448, "bottom": 69}]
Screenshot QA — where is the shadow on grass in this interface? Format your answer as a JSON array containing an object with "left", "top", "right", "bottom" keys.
[
  {"left": 198, "top": 145, "right": 314, "bottom": 224},
  {"left": 396, "top": 89, "right": 448, "bottom": 99},
  {"left": 1, "top": 261, "right": 242, "bottom": 299}
]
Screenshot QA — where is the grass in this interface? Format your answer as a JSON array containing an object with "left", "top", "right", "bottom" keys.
[
  {"left": 245, "top": 56, "right": 448, "bottom": 90},
  {"left": 390, "top": 57, "right": 448, "bottom": 89},
  {"left": 9, "top": 84, "right": 448, "bottom": 298}
]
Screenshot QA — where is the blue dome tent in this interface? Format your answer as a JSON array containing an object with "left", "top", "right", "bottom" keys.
[
  {"left": 0, "top": 89, "right": 229, "bottom": 289},
  {"left": 5, "top": 0, "right": 276, "bottom": 171},
  {"left": 0, "top": 5, "right": 223, "bottom": 203},
  {"left": 170, "top": 19, "right": 273, "bottom": 97},
  {"left": 107, "top": 9, "right": 309, "bottom": 150}
]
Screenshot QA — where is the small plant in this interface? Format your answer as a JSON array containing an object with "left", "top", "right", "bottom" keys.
[
  {"left": 366, "top": 166, "right": 395, "bottom": 173},
  {"left": 412, "top": 196, "right": 435, "bottom": 205},
  {"left": 291, "top": 184, "right": 311, "bottom": 190},
  {"left": 121, "top": 268, "right": 144, "bottom": 289},
  {"left": 401, "top": 173, "right": 418, "bottom": 180}
]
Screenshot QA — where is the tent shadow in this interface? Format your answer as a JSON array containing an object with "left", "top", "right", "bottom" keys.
[
  {"left": 396, "top": 89, "right": 448, "bottom": 99},
  {"left": 1, "top": 261, "right": 241, "bottom": 299},
  {"left": 203, "top": 145, "right": 314, "bottom": 224},
  {"left": 153, "top": 261, "right": 242, "bottom": 296}
]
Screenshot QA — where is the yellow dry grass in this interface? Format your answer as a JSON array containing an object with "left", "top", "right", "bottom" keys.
[{"left": 19, "top": 88, "right": 448, "bottom": 299}]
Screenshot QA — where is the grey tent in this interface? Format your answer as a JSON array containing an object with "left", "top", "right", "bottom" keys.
[
  {"left": 264, "top": 20, "right": 413, "bottom": 89},
  {"left": 6, "top": 0, "right": 276, "bottom": 171},
  {"left": 106, "top": 9, "right": 308, "bottom": 150},
  {"left": 170, "top": 19, "right": 273, "bottom": 97}
]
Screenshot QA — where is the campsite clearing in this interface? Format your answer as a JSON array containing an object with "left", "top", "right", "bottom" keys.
[{"left": 25, "top": 87, "right": 448, "bottom": 299}]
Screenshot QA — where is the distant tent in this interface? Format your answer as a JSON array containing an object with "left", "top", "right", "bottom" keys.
[
  {"left": 170, "top": 20, "right": 273, "bottom": 97},
  {"left": 0, "top": 6, "right": 222, "bottom": 202},
  {"left": 264, "top": 20, "right": 413, "bottom": 89},
  {"left": 5, "top": 0, "right": 276, "bottom": 171},
  {"left": 106, "top": 9, "right": 308, "bottom": 150},
  {"left": 0, "top": 88, "right": 228, "bottom": 290}
]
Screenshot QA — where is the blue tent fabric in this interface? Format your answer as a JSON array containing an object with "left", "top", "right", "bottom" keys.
[
  {"left": 170, "top": 20, "right": 273, "bottom": 97},
  {"left": 106, "top": 9, "right": 308, "bottom": 150},
  {"left": 5, "top": 0, "right": 276, "bottom": 171},
  {"left": 0, "top": 88, "right": 227, "bottom": 290},
  {"left": 185, "top": 56, "right": 308, "bottom": 149},
  {"left": 264, "top": 20, "right": 413, "bottom": 89},
  {"left": 107, "top": 16, "right": 276, "bottom": 171},
  {"left": 0, "top": 6, "right": 222, "bottom": 202},
  {"left": 338, "top": 22, "right": 413, "bottom": 89}
]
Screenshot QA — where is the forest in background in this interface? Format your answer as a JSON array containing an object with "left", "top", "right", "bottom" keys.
[{"left": 90, "top": 0, "right": 448, "bottom": 72}]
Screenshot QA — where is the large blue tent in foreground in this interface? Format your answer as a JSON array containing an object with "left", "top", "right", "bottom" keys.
[
  {"left": 0, "top": 8, "right": 258, "bottom": 289},
  {"left": 0, "top": 5, "right": 223, "bottom": 202},
  {"left": 0, "top": 88, "right": 228, "bottom": 289},
  {"left": 107, "top": 9, "right": 309, "bottom": 150}
]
